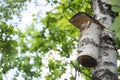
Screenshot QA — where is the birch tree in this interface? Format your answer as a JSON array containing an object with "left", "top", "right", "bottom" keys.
[{"left": 91, "top": 0, "right": 118, "bottom": 79}]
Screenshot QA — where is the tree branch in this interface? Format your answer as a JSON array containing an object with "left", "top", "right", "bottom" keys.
[{"left": 71, "top": 61, "right": 92, "bottom": 79}]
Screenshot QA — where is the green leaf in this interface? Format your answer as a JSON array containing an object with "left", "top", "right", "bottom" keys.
[
  {"left": 110, "top": 0, "right": 120, "bottom": 6},
  {"left": 112, "top": 6, "right": 120, "bottom": 12},
  {"left": 70, "top": 76, "right": 76, "bottom": 80},
  {"left": 110, "top": 0, "right": 120, "bottom": 12},
  {"left": 48, "top": 59, "right": 55, "bottom": 70},
  {"left": 110, "top": 15, "right": 120, "bottom": 31}
]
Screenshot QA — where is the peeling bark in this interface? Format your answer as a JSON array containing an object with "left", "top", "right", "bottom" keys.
[{"left": 91, "top": 0, "right": 118, "bottom": 80}]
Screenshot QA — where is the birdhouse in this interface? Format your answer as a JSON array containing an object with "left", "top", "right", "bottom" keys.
[{"left": 69, "top": 12, "right": 104, "bottom": 67}]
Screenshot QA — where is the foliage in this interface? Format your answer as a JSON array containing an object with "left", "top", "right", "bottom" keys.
[
  {"left": 45, "top": 59, "right": 66, "bottom": 80},
  {"left": 0, "top": 0, "right": 30, "bottom": 21},
  {"left": 0, "top": 21, "right": 18, "bottom": 79},
  {"left": 110, "top": 0, "right": 120, "bottom": 49}
]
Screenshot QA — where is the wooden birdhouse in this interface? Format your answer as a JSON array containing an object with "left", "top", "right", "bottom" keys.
[{"left": 69, "top": 12, "right": 104, "bottom": 67}]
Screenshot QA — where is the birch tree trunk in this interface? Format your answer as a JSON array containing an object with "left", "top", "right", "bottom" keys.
[{"left": 91, "top": 0, "right": 118, "bottom": 80}]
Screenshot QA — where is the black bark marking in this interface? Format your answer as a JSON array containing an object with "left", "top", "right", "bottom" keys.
[
  {"left": 93, "top": 0, "right": 118, "bottom": 19},
  {"left": 101, "top": 35, "right": 115, "bottom": 45},
  {"left": 92, "top": 69, "right": 117, "bottom": 80},
  {"left": 102, "top": 17, "right": 107, "bottom": 20},
  {"left": 78, "top": 50, "right": 83, "bottom": 53},
  {"left": 100, "top": 69, "right": 117, "bottom": 80},
  {"left": 98, "top": 52, "right": 102, "bottom": 59},
  {"left": 100, "top": 35, "right": 116, "bottom": 50},
  {"left": 101, "top": 45, "right": 115, "bottom": 51},
  {"left": 102, "top": 51, "right": 108, "bottom": 56},
  {"left": 81, "top": 38, "right": 99, "bottom": 47},
  {"left": 104, "top": 62, "right": 116, "bottom": 67}
]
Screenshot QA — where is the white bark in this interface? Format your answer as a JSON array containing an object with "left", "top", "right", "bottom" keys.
[
  {"left": 92, "top": 29, "right": 117, "bottom": 80},
  {"left": 92, "top": 0, "right": 117, "bottom": 27},
  {"left": 92, "top": 0, "right": 118, "bottom": 80}
]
